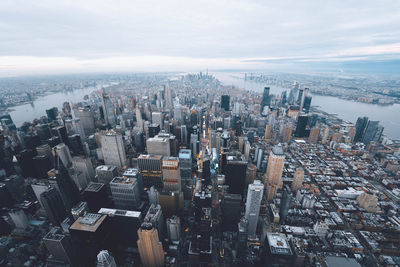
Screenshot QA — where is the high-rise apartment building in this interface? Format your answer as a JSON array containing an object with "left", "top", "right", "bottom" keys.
[
  {"left": 264, "top": 144, "right": 285, "bottom": 188},
  {"left": 308, "top": 127, "right": 320, "bottom": 144},
  {"left": 280, "top": 185, "right": 292, "bottom": 223},
  {"left": 291, "top": 168, "right": 304, "bottom": 193}
]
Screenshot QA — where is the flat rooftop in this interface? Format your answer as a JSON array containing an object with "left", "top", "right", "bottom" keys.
[
  {"left": 98, "top": 208, "right": 141, "bottom": 218},
  {"left": 96, "top": 165, "right": 116, "bottom": 171},
  {"left": 85, "top": 182, "right": 104, "bottom": 192},
  {"left": 110, "top": 177, "right": 136, "bottom": 184},
  {"left": 123, "top": 168, "right": 140, "bottom": 177},
  {"left": 138, "top": 154, "right": 163, "bottom": 160},
  {"left": 70, "top": 213, "right": 107, "bottom": 232},
  {"left": 267, "top": 233, "right": 292, "bottom": 255}
]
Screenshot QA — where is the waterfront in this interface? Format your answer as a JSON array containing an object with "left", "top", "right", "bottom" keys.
[
  {"left": 9, "top": 86, "right": 99, "bottom": 127},
  {"left": 213, "top": 72, "right": 400, "bottom": 140}
]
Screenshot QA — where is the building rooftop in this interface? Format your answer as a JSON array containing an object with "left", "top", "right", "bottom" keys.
[
  {"left": 85, "top": 182, "right": 104, "bottom": 192},
  {"left": 70, "top": 213, "right": 107, "bottom": 232},
  {"left": 122, "top": 168, "right": 140, "bottom": 177},
  {"left": 96, "top": 165, "right": 117, "bottom": 171},
  {"left": 138, "top": 154, "right": 163, "bottom": 160},
  {"left": 110, "top": 177, "right": 136, "bottom": 185},
  {"left": 266, "top": 233, "right": 292, "bottom": 256},
  {"left": 98, "top": 208, "right": 141, "bottom": 219},
  {"left": 325, "top": 256, "right": 361, "bottom": 267}
]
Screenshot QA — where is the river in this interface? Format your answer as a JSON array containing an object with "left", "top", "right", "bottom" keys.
[
  {"left": 212, "top": 72, "right": 400, "bottom": 140},
  {"left": 9, "top": 86, "right": 99, "bottom": 127}
]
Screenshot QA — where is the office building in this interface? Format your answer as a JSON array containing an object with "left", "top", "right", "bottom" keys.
[
  {"left": 31, "top": 180, "right": 50, "bottom": 209},
  {"left": 72, "top": 106, "right": 95, "bottom": 135},
  {"left": 224, "top": 153, "right": 247, "bottom": 195},
  {"left": 221, "top": 95, "right": 230, "bottom": 111},
  {"left": 52, "top": 126, "right": 69, "bottom": 146},
  {"left": 99, "top": 130, "right": 127, "bottom": 169},
  {"left": 295, "top": 115, "right": 309, "bottom": 138},
  {"left": 148, "top": 123, "right": 160, "bottom": 138},
  {"left": 123, "top": 168, "right": 143, "bottom": 194},
  {"left": 280, "top": 185, "right": 292, "bottom": 223},
  {"left": 102, "top": 93, "right": 116, "bottom": 126},
  {"left": 137, "top": 222, "right": 165, "bottom": 267},
  {"left": 362, "top": 120, "right": 383, "bottom": 145},
  {"left": 264, "top": 143, "right": 285, "bottom": 188},
  {"left": 95, "top": 165, "right": 118, "bottom": 184},
  {"left": 152, "top": 112, "right": 164, "bottom": 129},
  {"left": 69, "top": 213, "right": 110, "bottom": 267},
  {"left": 147, "top": 135, "right": 171, "bottom": 156},
  {"left": 84, "top": 182, "right": 110, "bottom": 213},
  {"left": 245, "top": 180, "right": 264, "bottom": 236},
  {"left": 260, "top": 87, "right": 271, "bottom": 113},
  {"left": 165, "top": 85, "right": 173, "bottom": 109},
  {"left": 43, "top": 226, "right": 77, "bottom": 267},
  {"left": 354, "top": 116, "right": 369, "bottom": 143},
  {"left": 263, "top": 233, "right": 294, "bottom": 266},
  {"left": 98, "top": 208, "right": 142, "bottom": 247},
  {"left": 162, "top": 157, "right": 181, "bottom": 192},
  {"left": 222, "top": 193, "right": 242, "bottom": 231},
  {"left": 54, "top": 143, "right": 73, "bottom": 168},
  {"left": 110, "top": 177, "right": 140, "bottom": 210},
  {"left": 40, "top": 187, "right": 68, "bottom": 225},
  {"left": 138, "top": 154, "right": 163, "bottom": 189}
]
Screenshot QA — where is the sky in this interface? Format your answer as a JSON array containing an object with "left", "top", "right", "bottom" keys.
[{"left": 0, "top": 0, "right": 400, "bottom": 76}]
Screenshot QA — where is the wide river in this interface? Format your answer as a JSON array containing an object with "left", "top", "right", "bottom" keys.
[
  {"left": 213, "top": 72, "right": 400, "bottom": 140},
  {"left": 9, "top": 86, "right": 99, "bottom": 127}
]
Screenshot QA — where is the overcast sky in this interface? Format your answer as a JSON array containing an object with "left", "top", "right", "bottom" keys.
[{"left": 0, "top": 0, "right": 400, "bottom": 76}]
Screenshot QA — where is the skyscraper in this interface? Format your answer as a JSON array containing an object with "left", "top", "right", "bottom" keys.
[
  {"left": 146, "top": 135, "right": 171, "bottom": 156},
  {"left": 362, "top": 120, "right": 383, "bottom": 145},
  {"left": 224, "top": 153, "right": 248, "bottom": 195},
  {"left": 280, "top": 185, "right": 292, "bottom": 223},
  {"left": 260, "top": 87, "right": 270, "bottom": 113},
  {"left": 222, "top": 193, "right": 242, "bottom": 231},
  {"left": 354, "top": 116, "right": 369, "bottom": 143},
  {"left": 295, "top": 115, "right": 309, "bottom": 138},
  {"left": 102, "top": 93, "right": 116, "bottom": 126},
  {"left": 221, "top": 95, "right": 230, "bottom": 111},
  {"left": 245, "top": 180, "right": 264, "bottom": 236},
  {"left": 162, "top": 157, "right": 181, "bottom": 192},
  {"left": 264, "top": 144, "right": 285, "bottom": 188},
  {"left": 138, "top": 154, "right": 163, "bottom": 189},
  {"left": 99, "top": 130, "right": 126, "bottom": 169},
  {"left": 137, "top": 222, "right": 165, "bottom": 267},
  {"left": 40, "top": 188, "right": 68, "bottom": 225},
  {"left": 43, "top": 226, "right": 77, "bottom": 266},
  {"left": 110, "top": 177, "right": 140, "bottom": 210},
  {"left": 164, "top": 85, "right": 173, "bottom": 110},
  {"left": 291, "top": 168, "right": 304, "bottom": 192}
]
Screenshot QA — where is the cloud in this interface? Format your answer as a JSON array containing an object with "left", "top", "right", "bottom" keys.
[{"left": 0, "top": 0, "right": 399, "bottom": 75}]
